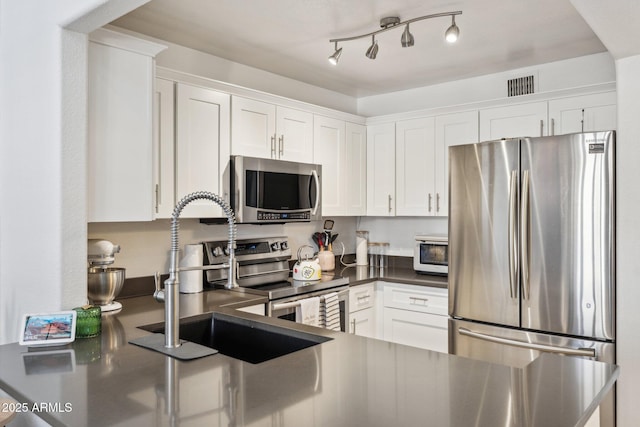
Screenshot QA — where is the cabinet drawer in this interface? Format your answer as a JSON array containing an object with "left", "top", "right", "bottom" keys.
[
  {"left": 383, "top": 284, "right": 447, "bottom": 316},
  {"left": 349, "top": 283, "right": 375, "bottom": 312}
]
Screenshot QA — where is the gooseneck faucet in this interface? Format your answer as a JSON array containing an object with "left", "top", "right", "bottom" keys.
[{"left": 154, "top": 191, "right": 237, "bottom": 349}]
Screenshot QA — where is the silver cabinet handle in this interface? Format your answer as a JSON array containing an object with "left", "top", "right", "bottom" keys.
[
  {"left": 279, "top": 135, "right": 284, "bottom": 156},
  {"left": 436, "top": 193, "right": 440, "bottom": 213},
  {"left": 539, "top": 119, "right": 544, "bottom": 137},
  {"left": 155, "top": 184, "right": 159, "bottom": 213},
  {"left": 508, "top": 170, "right": 518, "bottom": 299},
  {"left": 270, "top": 135, "right": 276, "bottom": 158},
  {"left": 388, "top": 194, "right": 392, "bottom": 213},
  {"left": 458, "top": 327, "right": 596, "bottom": 357},
  {"left": 351, "top": 318, "right": 356, "bottom": 334},
  {"left": 428, "top": 193, "right": 432, "bottom": 212},
  {"left": 520, "top": 170, "right": 530, "bottom": 300},
  {"left": 551, "top": 118, "right": 555, "bottom": 136},
  {"left": 409, "top": 296, "right": 429, "bottom": 305}
]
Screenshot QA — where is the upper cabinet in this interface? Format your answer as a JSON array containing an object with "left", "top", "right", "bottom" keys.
[
  {"left": 395, "top": 118, "right": 436, "bottom": 216},
  {"left": 367, "top": 123, "right": 396, "bottom": 216},
  {"left": 434, "top": 111, "right": 479, "bottom": 216},
  {"left": 548, "top": 92, "right": 617, "bottom": 135},
  {"left": 175, "top": 83, "right": 230, "bottom": 218},
  {"left": 479, "top": 101, "right": 548, "bottom": 140},
  {"left": 314, "top": 117, "right": 366, "bottom": 216},
  {"left": 153, "top": 78, "right": 175, "bottom": 219},
  {"left": 87, "top": 28, "right": 166, "bottom": 222},
  {"left": 231, "top": 96, "right": 313, "bottom": 163}
]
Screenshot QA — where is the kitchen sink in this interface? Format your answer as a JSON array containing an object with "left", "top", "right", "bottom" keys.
[{"left": 138, "top": 312, "right": 331, "bottom": 364}]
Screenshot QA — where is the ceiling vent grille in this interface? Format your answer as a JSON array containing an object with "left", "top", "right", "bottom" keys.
[{"left": 507, "top": 75, "right": 535, "bottom": 97}]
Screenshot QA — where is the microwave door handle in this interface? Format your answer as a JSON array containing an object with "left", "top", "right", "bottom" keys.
[{"left": 310, "top": 170, "right": 320, "bottom": 215}]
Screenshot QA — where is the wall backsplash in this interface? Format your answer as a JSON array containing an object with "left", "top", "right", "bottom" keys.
[
  {"left": 88, "top": 218, "right": 357, "bottom": 278},
  {"left": 88, "top": 216, "right": 446, "bottom": 278},
  {"left": 358, "top": 217, "right": 448, "bottom": 257}
]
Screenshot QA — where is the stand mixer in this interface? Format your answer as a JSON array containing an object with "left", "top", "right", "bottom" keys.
[{"left": 88, "top": 239, "right": 126, "bottom": 312}]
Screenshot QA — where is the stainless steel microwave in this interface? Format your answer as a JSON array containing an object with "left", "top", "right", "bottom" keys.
[
  {"left": 414, "top": 234, "right": 448, "bottom": 275},
  {"left": 228, "top": 156, "right": 322, "bottom": 223}
]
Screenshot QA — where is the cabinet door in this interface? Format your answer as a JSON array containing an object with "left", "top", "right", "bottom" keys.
[
  {"left": 276, "top": 107, "right": 314, "bottom": 163},
  {"left": 434, "top": 111, "right": 479, "bottom": 217},
  {"left": 350, "top": 308, "right": 376, "bottom": 338},
  {"left": 313, "top": 116, "right": 346, "bottom": 216},
  {"left": 175, "top": 83, "right": 230, "bottom": 218},
  {"left": 548, "top": 92, "right": 617, "bottom": 135},
  {"left": 479, "top": 101, "right": 547, "bottom": 140},
  {"left": 231, "top": 96, "right": 276, "bottom": 159},
  {"left": 383, "top": 307, "right": 448, "bottom": 353},
  {"left": 367, "top": 123, "right": 396, "bottom": 216},
  {"left": 88, "top": 40, "right": 156, "bottom": 222},
  {"left": 395, "top": 117, "right": 436, "bottom": 216},
  {"left": 345, "top": 123, "right": 367, "bottom": 216},
  {"left": 153, "top": 78, "right": 175, "bottom": 219}
]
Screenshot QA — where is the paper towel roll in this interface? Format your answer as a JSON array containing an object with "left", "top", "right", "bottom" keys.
[{"left": 179, "top": 244, "right": 203, "bottom": 293}]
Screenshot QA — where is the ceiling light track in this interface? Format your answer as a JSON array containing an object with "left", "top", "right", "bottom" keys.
[{"left": 328, "top": 11, "right": 462, "bottom": 64}]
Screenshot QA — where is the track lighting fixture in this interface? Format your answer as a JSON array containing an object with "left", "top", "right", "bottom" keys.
[
  {"left": 328, "top": 11, "right": 461, "bottom": 63},
  {"left": 328, "top": 41, "right": 343, "bottom": 65},
  {"left": 445, "top": 16, "right": 460, "bottom": 43},
  {"left": 365, "top": 35, "right": 378, "bottom": 59},
  {"left": 401, "top": 24, "right": 414, "bottom": 48}
]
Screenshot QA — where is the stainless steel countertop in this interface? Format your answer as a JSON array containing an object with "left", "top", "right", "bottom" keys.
[{"left": 0, "top": 289, "right": 617, "bottom": 426}]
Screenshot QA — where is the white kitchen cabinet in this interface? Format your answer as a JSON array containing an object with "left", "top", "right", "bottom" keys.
[
  {"left": 479, "top": 101, "right": 548, "bottom": 140},
  {"left": 175, "top": 83, "right": 230, "bottom": 218},
  {"left": 367, "top": 123, "right": 396, "bottom": 216},
  {"left": 548, "top": 91, "right": 617, "bottom": 135},
  {"left": 434, "top": 110, "right": 479, "bottom": 216},
  {"left": 349, "top": 283, "right": 377, "bottom": 338},
  {"left": 87, "top": 28, "right": 166, "bottom": 222},
  {"left": 381, "top": 283, "right": 448, "bottom": 353},
  {"left": 395, "top": 117, "right": 436, "bottom": 216},
  {"left": 314, "top": 117, "right": 366, "bottom": 216},
  {"left": 231, "top": 96, "right": 313, "bottom": 163},
  {"left": 344, "top": 122, "right": 367, "bottom": 216},
  {"left": 153, "top": 78, "right": 175, "bottom": 219}
]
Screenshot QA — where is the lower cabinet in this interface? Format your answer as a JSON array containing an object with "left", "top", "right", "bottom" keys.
[
  {"left": 349, "top": 283, "right": 377, "bottom": 338},
  {"left": 380, "top": 283, "right": 449, "bottom": 353}
]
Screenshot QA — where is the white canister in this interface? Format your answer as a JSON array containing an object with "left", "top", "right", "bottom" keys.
[
  {"left": 179, "top": 244, "right": 203, "bottom": 293},
  {"left": 356, "top": 230, "right": 369, "bottom": 265}
]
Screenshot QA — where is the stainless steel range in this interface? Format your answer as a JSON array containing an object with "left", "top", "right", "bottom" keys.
[{"left": 203, "top": 237, "right": 349, "bottom": 331}]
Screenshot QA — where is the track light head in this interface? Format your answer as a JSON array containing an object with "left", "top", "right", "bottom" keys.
[
  {"left": 401, "top": 24, "right": 414, "bottom": 47},
  {"left": 365, "top": 36, "right": 379, "bottom": 59},
  {"left": 328, "top": 42, "right": 342, "bottom": 65},
  {"left": 445, "top": 16, "right": 460, "bottom": 43}
]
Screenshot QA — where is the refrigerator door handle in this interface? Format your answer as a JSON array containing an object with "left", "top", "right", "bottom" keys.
[
  {"left": 458, "top": 327, "right": 596, "bottom": 357},
  {"left": 520, "top": 170, "right": 531, "bottom": 300},
  {"left": 508, "top": 170, "right": 518, "bottom": 299}
]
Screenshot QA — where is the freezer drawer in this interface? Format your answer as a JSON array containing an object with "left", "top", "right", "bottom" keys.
[{"left": 449, "top": 318, "right": 615, "bottom": 427}]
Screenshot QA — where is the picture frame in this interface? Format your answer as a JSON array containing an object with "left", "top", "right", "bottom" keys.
[{"left": 18, "top": 311, "right": 77, "bottom": 347}]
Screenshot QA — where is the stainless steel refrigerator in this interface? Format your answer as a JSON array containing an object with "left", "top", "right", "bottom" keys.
[{"left": 448, "top": 131, "right": 615, "bottom": 427}]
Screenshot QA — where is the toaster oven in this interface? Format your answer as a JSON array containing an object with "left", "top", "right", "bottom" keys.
[{"left": 414, "top": 234, "right": 448, "bottom": 275}]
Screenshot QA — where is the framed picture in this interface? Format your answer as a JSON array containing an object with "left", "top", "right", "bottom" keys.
[{"left": 19, "top": 311, "right": 77, "bottom": 346}]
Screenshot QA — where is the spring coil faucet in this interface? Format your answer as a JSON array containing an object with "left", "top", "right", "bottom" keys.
[{"left": 154, "top": 191, "right": 238, "bottom": 349}]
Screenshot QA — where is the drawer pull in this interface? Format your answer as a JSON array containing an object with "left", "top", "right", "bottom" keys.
[{"left": 409, "top": 296, "right": 429, "bottom": 305}]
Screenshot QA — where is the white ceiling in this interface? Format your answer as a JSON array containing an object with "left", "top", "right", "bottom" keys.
[{"left": 111, "top": 0, "right": 607, "bottom": 98}]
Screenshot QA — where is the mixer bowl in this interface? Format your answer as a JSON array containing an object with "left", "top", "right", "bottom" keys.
[{"left": 88, "top": 267, "right": 125, "bottom": 305}]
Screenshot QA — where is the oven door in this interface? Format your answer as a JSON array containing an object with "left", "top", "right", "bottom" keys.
[{"left": 268, "top": 286, "right": 349, "bottom": 332}]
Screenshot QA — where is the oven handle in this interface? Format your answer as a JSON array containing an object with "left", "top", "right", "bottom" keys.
[
  {"left": 271, "top": 287, "right": 348, "bottom": 311},
  {"left": 237, "top": 267, "right": 290, "bottom": 279},
  {"left": 310, "top": 170, "right": 320, "bottom": 216}
]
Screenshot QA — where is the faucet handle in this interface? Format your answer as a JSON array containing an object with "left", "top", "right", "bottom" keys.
[{"left": 153, "top": 271, "right": 165, "bottom": 302}]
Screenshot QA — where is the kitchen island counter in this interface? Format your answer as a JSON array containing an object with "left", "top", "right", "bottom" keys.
[{"left": 0, "top": 290, "right": 618, "bottom": 426}]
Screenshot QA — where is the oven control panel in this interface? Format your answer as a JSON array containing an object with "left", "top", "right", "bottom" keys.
[{"left": 203, "top": 236, "right": 291, "bottom": 263}]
